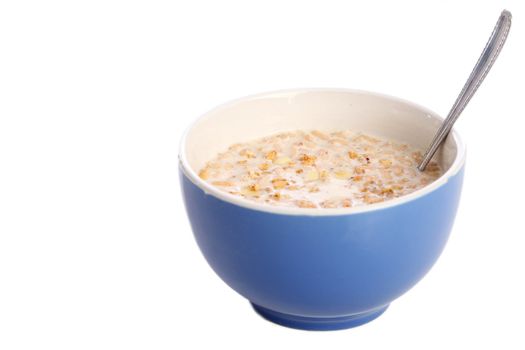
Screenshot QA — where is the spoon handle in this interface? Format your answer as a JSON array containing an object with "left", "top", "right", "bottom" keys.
[{"left": 418, "top": 10, "right": 512, "bottom": 171}]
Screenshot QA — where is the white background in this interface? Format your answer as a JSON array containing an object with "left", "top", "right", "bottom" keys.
[{"left": 1, "top": 0, "right": 524, "bottom": 349}]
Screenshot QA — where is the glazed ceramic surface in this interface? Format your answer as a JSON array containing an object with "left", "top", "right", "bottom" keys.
[{"left": 179, "top": 89, "right": 465, "bottom": 330}]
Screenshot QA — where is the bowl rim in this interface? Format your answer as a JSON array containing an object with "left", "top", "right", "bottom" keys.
[{"left": 179, "top": 88, "right": 466, "bottom": 216}]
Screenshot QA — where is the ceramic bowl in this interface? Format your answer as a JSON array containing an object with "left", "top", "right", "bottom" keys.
[{"left": 179, "top": 89, "right": 465, "bottom": 330}]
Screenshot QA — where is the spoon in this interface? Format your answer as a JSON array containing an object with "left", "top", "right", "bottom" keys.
[{"left": 418, "top": 10, "right": 512, "bottom": 171}]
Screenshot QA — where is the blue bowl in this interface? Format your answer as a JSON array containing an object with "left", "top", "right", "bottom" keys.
[{"left": 179, "top": 89, "right": 465, "bottom": 330}]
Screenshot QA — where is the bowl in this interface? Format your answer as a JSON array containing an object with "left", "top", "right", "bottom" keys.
[{"left": 179, "top": 89, "right": 465, "bottom": 330}]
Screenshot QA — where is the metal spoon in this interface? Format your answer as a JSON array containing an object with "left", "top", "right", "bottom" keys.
[{"left": 418, "top": 10, "right": 512, "bottom": 171}]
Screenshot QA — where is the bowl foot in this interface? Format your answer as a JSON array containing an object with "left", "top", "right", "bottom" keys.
[{"left": 250, "top": 303, "right": 389, "bottom": 331}]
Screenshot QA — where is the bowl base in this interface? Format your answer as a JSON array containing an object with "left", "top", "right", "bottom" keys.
[{"left": 250, "top": 303, "right": 389, "bottom": 331}]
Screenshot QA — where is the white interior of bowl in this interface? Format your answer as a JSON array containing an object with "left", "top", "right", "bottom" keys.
[{"left": 180, "top": 89, "right": 466, "bottom": 216}]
